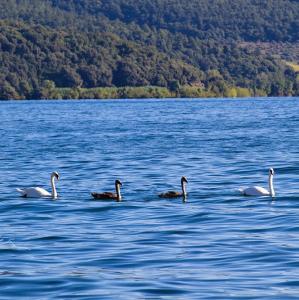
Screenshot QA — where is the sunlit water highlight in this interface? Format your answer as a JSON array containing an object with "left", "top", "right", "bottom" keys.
[{"left": 1, "top": 98, "right": 299, "bottom": 299}]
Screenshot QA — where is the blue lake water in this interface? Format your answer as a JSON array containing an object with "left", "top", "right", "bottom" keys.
[{"left": 1, "top": 98, "right": 299, "bottom": 299}]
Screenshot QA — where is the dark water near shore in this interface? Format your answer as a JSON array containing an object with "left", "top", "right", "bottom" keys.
[{"left": 1, "top": 98, "right": 299, "bottom": 299}]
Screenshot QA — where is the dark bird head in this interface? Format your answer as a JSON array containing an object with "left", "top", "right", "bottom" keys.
[
  {"left": 115, "top": 179, "right": 122, "bottom": 186},
  {"left": 269, "top": 168, "right": 274, "bottom": 176},
  {"left": 181, "top": 176, "right": 188, "bottom": 183}
]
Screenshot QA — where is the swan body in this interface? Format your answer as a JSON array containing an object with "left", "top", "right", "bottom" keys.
[
  {"left": 159, "top": 191, "right": 182, "bottom": 198},
  {"left": 91, "top": 180, "right": 122, "bottom": 201},
  {"left": 239, "top": 168, "right": 275, "bottom": 197},
  {"left": 240, "top": 186, "right": 270, "bottom": 196},
  {"left": 17, "top": 172, "right": 60, "bottom": 199},
  {"left": 159, "top": 176, "right": 188, "bottom": 198}
]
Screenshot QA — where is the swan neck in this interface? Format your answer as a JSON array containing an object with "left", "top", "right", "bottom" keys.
[
  {"left": 115, "top": 183, "right": 122, "bottom": 201},
  {"left": 181, "top": 181, "right": 187, "bottom": 197},
  {"left": 269, "top": 174, "right": 275, "bottom": 197},
  {"left": 51, "top": 175, "right": 57, "bottom": 199}
]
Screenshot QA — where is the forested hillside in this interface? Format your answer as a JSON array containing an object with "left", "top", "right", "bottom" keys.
[{"left": 0, "top": 0, "right": 299, "bottom": 99}]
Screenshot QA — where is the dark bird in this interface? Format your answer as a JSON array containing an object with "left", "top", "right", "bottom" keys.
[
  {"left": 158, "top": 176, "right": 188, "bottom": 199},
  {"left": 91, "top": 180, "right": 122, "bottom": 201}
]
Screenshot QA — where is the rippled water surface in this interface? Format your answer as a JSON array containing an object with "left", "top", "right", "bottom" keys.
[{"left": 1, "top": 98, "right": 299, "bottom": 299}]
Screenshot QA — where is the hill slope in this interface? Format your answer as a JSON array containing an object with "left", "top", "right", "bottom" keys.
[{"left": 0, "top": 0, "right": 299, "bottom": 99}]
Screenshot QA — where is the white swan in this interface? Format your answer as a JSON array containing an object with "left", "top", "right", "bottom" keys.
[
  {"left": 239, "top": 168, "right": 275, "bottom": 197},
  {"left": 16, "top": 171, "right": 60, "bottom": 199}
]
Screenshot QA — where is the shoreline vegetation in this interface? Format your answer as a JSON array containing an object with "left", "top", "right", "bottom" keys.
[
  {"left": 47, "top": 85, "right": 262, "bottom": 100},
  {"left": 2, "top": 80, "right": 290, "bottom": 101}
]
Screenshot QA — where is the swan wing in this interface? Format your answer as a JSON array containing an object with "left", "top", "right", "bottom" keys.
[
  {"left": 17, "top": 187, "right": 51, "bottom": 198},
  {"left": 91, "top": 192, "right": 117, "bottom": 200},
  {"left": 241, "top": 186, "right": 270, "bottom": 196},
  {"left": 159, "top": 191, "right": 181, "bottom": 198}
]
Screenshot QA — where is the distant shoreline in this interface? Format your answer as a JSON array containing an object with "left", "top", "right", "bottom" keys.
[
  {"left": 1, "top": 96, "right": 297, "bottom": 102},
  {"left": 2, "top": 84, "right": 292, "bottom": 101}
]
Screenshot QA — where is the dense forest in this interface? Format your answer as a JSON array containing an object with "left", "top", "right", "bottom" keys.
[{"left": 0, "top": 0, "right": 299, "bottom": 99}]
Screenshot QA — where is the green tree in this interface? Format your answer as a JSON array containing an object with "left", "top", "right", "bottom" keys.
[{"left": 168, "top": 80, "right": 180, "bottom": 97}]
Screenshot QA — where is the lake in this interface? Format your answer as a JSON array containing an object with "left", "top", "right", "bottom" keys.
[{"left": 1, "top": 98, "right": 299, "bottom": 299}]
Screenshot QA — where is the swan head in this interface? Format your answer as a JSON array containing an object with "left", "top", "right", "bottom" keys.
[
  {"left": 181, "top": 176, "right": 188, "bottom": 184},
  {"left": 269, "top": 168, "right": 274, "bottom": 176},
  {"left": 52, "top": 171, "right": 60, "bottom": 180},
  {"left": 115, "top": 179, "right": 122, "bottom": 187}
]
